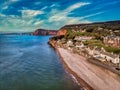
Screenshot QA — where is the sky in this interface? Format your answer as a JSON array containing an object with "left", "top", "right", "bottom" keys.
[{"left": 0, "top": 0, "right": 120, "bottom": 32}]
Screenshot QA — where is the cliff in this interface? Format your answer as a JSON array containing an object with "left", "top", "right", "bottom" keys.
[
  {"left": 57, "top": 29, "right": 67, "bottom": 36},
  {"left": 33, "top": 29, "right": 57, "bottom": 35},
  {"left": 34, "top": 20, "right": 120, "bottom": 36}
]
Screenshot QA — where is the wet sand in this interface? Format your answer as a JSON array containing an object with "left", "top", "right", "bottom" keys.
[{"left": 57, "top": 48, "right": 120, "bottom": 90}]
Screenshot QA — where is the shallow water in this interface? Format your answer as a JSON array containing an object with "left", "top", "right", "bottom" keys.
[{"left": 0, "top": 35, "right": 80, "bottom": 90}]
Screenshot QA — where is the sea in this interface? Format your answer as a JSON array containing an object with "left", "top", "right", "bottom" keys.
[{"left": 0, "top": 35, "right": 80, "bottom": 90}]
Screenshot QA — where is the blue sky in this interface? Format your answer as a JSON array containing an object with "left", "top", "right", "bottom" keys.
[{"left": 0, "top": 0, "right": 120, "bottom": 32}]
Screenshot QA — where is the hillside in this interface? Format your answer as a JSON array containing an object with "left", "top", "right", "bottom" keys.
[
  {"left": 50, "top": 20, "right": 120, "bottom": 54},
  {"left": 57, "top": 20, "right": 120, "bottom": 36},
  {"left": 61, "top": 20, "right": 120, "bottom": 30}
]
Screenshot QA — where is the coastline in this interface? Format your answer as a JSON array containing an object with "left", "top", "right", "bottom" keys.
[
  {"left": 48, "top": 41, "right": 93, "bottom": 90},
  {"left": 56, "top": 47, "right": 93, "bottom": 90},
  {"left": 48, "top": 41, "right": 120, "bottom": 90}
]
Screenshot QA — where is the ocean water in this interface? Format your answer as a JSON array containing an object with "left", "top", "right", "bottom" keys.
[{"left": 0, "top": 35, "right": 80, "bottom": 90}]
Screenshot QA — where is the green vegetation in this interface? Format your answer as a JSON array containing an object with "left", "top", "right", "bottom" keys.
[
  {"left": 65, "top": 29, "right": 112, "bottom": 40},
  {"left": 50, "top": 21, "right": 120, "bottom": 54},
  {"left": 65, "top": 29, "right": 75, "bottom": 39},
  {"left": 62, "top": 21, "right": 120, "bottom": 36},
  {"left": 104, "top": 46, "right": 120, "bottom": 54},
  {"left": 82, "top": 40, "right": 102, "bottom": 47},
  {"left": 65, "top": 29, "right": 93, "bottom": 39},
  {"left": 82, "top": 40, "right": 120, "bottom": 54},
  {"left": 85, "top": 26, "right": 95, "bottom": 32}
]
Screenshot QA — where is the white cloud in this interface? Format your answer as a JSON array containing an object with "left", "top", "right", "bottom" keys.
[
  {"left": 27, "top": 20, "right": 35, "bottom": 25},
  {"left": 65, "top": 18, "right": 91, "bottom": 25},
  {"left": 0, "top": 13, "right": 6, "bottom": 17},
  {"left": 2, "top": 6, "right": 8, "bottom": 10},
  {"left": 1, "top": 0, "right": 20, "bottom": 10},
  {"left": 47, "top": 2, "right": 104, "bottom": 28},
  {"left": 48, "top": 2, "right": 91, "bottom": 23},
  {"left": 79, "top": 12, "right": 104, "bottom": 20},
  {"left": 41, "top": 2, "right": 92, "bottom": 29},
  {"left": 9, "top": 0, "right": 20, "bottom": 2},
  {"left": 21, "top": 10, "right": 44, "bottom": 18},
  {"left": 41, "top": 6, "right": 48, "bottom": 10},
  {"left": 34, "top": 20, "right": 44, "bottom": 26},
  {"left": 50, "top": 4, "right": 55, "bottom": 7},
  {"left": 0, "top": 13, "right": 43, "bottom": 32},
  {"left": 65, "top": 2, "right": 90, "bottom": 13},
  {"left": 50, "top": 4, "right": 59, "bottom": 8}
]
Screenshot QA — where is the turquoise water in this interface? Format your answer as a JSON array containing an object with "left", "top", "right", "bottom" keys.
[{"left": 0, "top": 35, "right": 80, "bottom": 90}]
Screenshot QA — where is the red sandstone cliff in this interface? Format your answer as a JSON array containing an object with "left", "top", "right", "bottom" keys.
[
  {"left": 57, "top": 29, "right": 67, "bottom": 36},
  {"left": 33, "top": 29, "right": 57, "bottom": 35}
]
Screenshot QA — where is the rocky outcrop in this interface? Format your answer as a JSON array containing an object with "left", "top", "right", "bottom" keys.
[
  {"left": 33, "top": 29, "right": 57, "bottom": 35},
  {"left": 48, "top": 39, "right": 56, "bottom": 47}
]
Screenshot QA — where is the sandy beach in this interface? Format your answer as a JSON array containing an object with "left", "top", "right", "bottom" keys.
[{"left": 57, "top": 48, "right": 120, "bottom": 90}]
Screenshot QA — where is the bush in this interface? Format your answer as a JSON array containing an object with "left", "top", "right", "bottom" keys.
[
  {"left": 86, "top": 27, "right": 94, "bottom": 32},
  {"left": 104, "top": 46, "right": 120, "bottom": 54}
]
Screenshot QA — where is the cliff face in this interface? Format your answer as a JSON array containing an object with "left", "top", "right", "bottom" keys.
[
  {"left": 57, "top": 29, "right": 67, "bottom": 36},
  {"left": 33, "top": 28, "right": 67, "bottom": 36},
  {"left": 33, "top": 29, "right": 57, "bottom": 35}
]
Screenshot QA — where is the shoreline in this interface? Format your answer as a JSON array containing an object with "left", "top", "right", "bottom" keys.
[
  {"left": 55, "top": 47, "right": 93, "bottom": 90},
  {"left": 48, "top": 42, "right": 93, "bottom": 90},
  {"left": 48, "top": 41, "right": 120, "bottom": 90}
]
